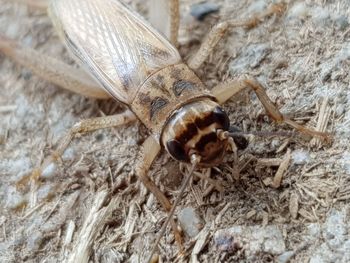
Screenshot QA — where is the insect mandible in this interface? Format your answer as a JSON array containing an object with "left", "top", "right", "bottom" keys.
[{"left": 0, "top": 0, "right": 330, "bottom": 259}]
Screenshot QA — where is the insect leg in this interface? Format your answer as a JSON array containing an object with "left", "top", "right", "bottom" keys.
[
  {"left": 9, "top": 0, "right": 48, "bottom": 10},
  {"left": 211, "top": 79, "right": 247, "bottom": 105},
  {"left": 213, "top": 77, "right": 330, "bottom": 140},
  {"left": 148, "top": 0, "right": 179, "bottom": 46},
  {"left": 188, "top": 3, "right": 286, "bottom": 70},
  {"left": 20, "top": 111, "right": 137, "bottom": 187},
  {"left": 0, "top": 35, "right": 109, "bottom": 99},
  {"left": 135, "top": 136, "right": 183, "bottom": 249},
  {"left": 169, "top": 0, "right": 180, "bottom": 46}
]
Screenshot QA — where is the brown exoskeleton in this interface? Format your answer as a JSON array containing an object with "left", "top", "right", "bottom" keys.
[{"left": 0, "top": 0, "right": 330, "bottom": 260}]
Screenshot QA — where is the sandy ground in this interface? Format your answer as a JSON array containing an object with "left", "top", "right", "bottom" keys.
[{"left": 0, "top": 0, "right": 350, "bottom": 262}]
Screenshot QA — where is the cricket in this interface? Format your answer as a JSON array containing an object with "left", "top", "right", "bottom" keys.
[{"left": 0, "top": 0, "right": 331, "bottom": 262}]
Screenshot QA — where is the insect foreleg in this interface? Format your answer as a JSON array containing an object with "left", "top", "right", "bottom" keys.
[
  {"left": 242, "top": 78, "right": 330, "bottom": 140},
  {"left": 0, "top": 35, "right": 109, "bottom": 99},
  {"left": 26, "top": 111, "right": 137, "bottom": 185},
  {"left": 187, "top": 3, "right": 286, "bottom": 70},
  {"left": 135, "top": 136, "right": 183, "bottom": 251},
  {"left": 211, "top": 79, "right": 247, "bottom": 105}
]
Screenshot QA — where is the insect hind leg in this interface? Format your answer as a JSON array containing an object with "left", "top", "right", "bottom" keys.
[
  {"left": 148, "top": 0, "right": 179, "bottom": 46},
  {"left": 0, "top": 35, "right": 110, "bottom": 99},
  {"left": 187, "top": 3, "right": 286, "bottom": 70},
  {"left": 9, "top": 0, "right": 48, "bottom": 11}
]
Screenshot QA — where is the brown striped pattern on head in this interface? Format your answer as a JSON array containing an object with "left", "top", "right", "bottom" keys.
[{"left": 162, "top": 99, "right": 230, "bottom": 166}]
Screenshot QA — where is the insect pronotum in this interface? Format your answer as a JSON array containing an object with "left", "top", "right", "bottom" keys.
[{"left": 0, "top": 0, "right": 330, "bottom": 260}]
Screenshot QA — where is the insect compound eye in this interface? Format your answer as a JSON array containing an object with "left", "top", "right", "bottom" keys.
[
  {"left": 213, "top": 106, "right": 230, "bottom": 130},
  {"left": 229, "top": 125, "right": 249, "bottom": 150},
  {"left": 166, "top": 139, "right": 188, "bottom": 161}
]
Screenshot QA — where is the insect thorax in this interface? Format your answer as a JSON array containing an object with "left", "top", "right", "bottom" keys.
[
  {"left": 130, "top": 63, "right": 213, "bottom": 135},
  {"left": 130, "top": 63, "right": 231, "bottom": 166}
]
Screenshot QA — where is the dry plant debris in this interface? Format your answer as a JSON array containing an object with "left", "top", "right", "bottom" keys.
[{"left": 0, "top": 0, "right": 349, "bottom": 262}]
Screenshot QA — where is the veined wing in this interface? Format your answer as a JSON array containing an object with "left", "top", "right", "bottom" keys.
[{"left": 49, "top": 0, "right": 181, "bottom": 104}]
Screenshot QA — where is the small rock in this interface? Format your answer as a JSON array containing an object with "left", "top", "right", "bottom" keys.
[
  {"left": 41, "top": 163, "right": 58, "bottom": 179},
  {"left": 292, "top": 149, "right": 311, "bottom": 165},
  {"left": 178, "top": 207, "right": 203, "bottom": 238},
  {"left": 270, "top": 138, "right": 281, "bottom": 150},
  {"left": 214, "top": 232, "right": 241, "bottom": 252},
  {"left": 190, "top": 2, "right": 220, "bottom": 21},
  {"left": 37, "top": 183, "right": 55, "bottom": 201},
  {"left": 214, "top": 225, "right": 286, "bottom": 258},
  {"left": 62, "top": 147, "right": 76, "bottom": 161},
  {"left": 277, "top": 251, "right": 295, "bottom": 263}
]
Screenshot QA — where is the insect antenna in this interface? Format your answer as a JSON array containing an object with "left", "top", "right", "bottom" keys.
[
  {"left": 228, "top": 130, "right": 298, "bottom": 138},
  {"left": 147, "top": 154, "right": 201, "bottom": 263}
]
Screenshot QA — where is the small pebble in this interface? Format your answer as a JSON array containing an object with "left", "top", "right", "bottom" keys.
[
  {"left": 215, "top": 225, "right": 286, "bottom": 256},
  {"left": 270, "top": 138, "right": 281, "bottom": 150},
  {"left": 37, "top": 184, "right": 54, "bottom": 201},
  {"left": 292, "top": 149, "right": 311, "bottom": 165},
  {"left": 277, "top": 251, "right": 295, "bottom": 263},
  {"left": 41, "top": 163, "right": 58, "bottom": 179},
  {"left": 62, "top": 147, "right": 76, "bottom": 161},
  {"left": 178, "top": 207, "right": 203, "bottom": 238},
  {"left": 214, "top": 232, "right": 240, "bottom": 252},
  {"left": 190, "top": 2, "right": 220, "bottom": 21}
]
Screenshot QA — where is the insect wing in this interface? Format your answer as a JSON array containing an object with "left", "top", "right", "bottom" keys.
[
  {"left": 148, "top": 0, "right": 172, "bottom": 40},
  {"left": 49, "top": 0, "right": 181, "bottom": 104}
]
